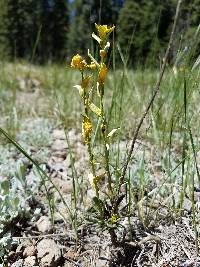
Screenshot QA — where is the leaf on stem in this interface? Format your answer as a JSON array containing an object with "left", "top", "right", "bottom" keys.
[
  {"left": 92, "top": 33, "right": 101, "bottom": 44},
  {"left": 107, "top": 128, "right": 120, "bottom": 138}
]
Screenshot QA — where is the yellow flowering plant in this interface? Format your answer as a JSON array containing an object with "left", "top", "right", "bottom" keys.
[{"left": 70, "top": 24, "right": 121, "bottom": 243}]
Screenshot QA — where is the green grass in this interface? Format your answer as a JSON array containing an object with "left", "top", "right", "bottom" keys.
[
  {"left": 0, "top": 61, "right": 199, "bottom": 169},
  {"left": 0, "top": 61, "right": 199, "bottom": 137},
  {"left": 0, "top": 61, "right": 200, "bottom": 183}
]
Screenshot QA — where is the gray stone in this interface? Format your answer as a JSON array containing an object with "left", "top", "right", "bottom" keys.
[
  {"left": 11, "top": 259, "right": 23, "bottom": 267},
  {"left": 23, "top": 245, "right": 36, "bottom": 257},
  {"left": 55, "top": 178, "right": 73, "bottom": 194},
  {"left": 36, "top": 216, "right": 52, "bottom": 233},
  {"left": 24, "top": 256, "right": 37, "bottom": 266},
  {"left": 52, "top": 139, "right": 67, "bottom": 151},
  {"left": 52, "top": 129, "right": 66, "bottom": 140},
  {"left": 37, "top": 239, "right": 61, "bottom": 267}
]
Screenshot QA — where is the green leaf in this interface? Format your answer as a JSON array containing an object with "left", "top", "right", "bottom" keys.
[
  {"left": 92, "top": 197, "right": 104, "bottom": 213},
  {"left": 13, "top": 197, "right": 20, "bottom": 208},
  {"left": 1, "top": 181, "right": 9, "bottom": 195}
]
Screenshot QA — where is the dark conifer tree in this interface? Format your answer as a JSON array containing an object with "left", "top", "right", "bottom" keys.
[
  {"left": 0, "top": 0, "right": 69, "bottom": 62},
  {"left": 6, "top": 0, "right": 41, "bottom": 59},
  {"left": 0, "top": 0, "right": 10, "bottom": 58},
  {"left": 67, "top": 0, "right": 96, "bottom": 57},
  {"left": 117, "top": 0, "right": 143, "bottom": 66},
  {"left": 51, "top": 0, "right": 69, "bottom": 62},
  {"left": 117, "top": 0, "right": 176, "bottom": 66},
  {"left": 0, "top": 0, "right": 199, "bottom": 65},
  {"left": 67, "top": 0, "right": 121, "bottom": 58}
]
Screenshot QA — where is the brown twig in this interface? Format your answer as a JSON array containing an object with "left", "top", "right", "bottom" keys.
[
  {"left": 119, "top": 0, "right": 183, "bottom": 187},
  {"left": 12, "top": 233, "right": 67, "bottom": 240},
  {"left": 128, "top": 234, "right": 161, "bottom": 248}
]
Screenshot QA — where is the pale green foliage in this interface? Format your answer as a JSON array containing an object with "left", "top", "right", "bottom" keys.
[{"left": 0, "top": 178, "right": 29, "bottom": 258}]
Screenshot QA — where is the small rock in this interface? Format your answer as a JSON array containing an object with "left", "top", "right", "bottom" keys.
[
  {"left": 23, "top": 245, "right": 36, "bottom": 257},
  {"left": 87, "top": 189, "right": 95, "bottom": 200},
  {"left": 64, "top": 250, "right": 79, "bottom": 259},
  {"left": 95, "top": 258, "right": 109, "bottom": 267},
  {"left": 51, "top": 162, "right": 65, "bottom": 172},
  {"left": 64, "top": 262, "right": 74, "bottom": 267},
  {"left": 53, "top": 129, "right": 65, "bottom": 140},
  {"left": 37, "top": 239, "right": 61, "bottom": 267},
  {"left": 11, "top": 259, "right": 24, "bottom": 267},
  {"left": 26, "top": 171, "right": 38, "bottom": 187},
  {"left": 24, "top": 256, "right": 37, "bottom": 266},
  {"left": 68, "top": 128, "right": 81, "bottom": 143},
  {"left": 31, "top": 78, "right": 40, "bottom": 88},
  {"left": 17, "top": 78, "right": 26, "bottom": 90},
  {"left": 50, "top": 150, "right": 67, "bottom": 159},
  {"left": 64, "top": 155, "right": 71, "bottom": 168},
  {"left": 180, "top": 260, "right": 195, "bottom": 267},
  {"left": 52, "top": 139, "right": 67, "bottom": 152},
  {"left": 56, "top": 179, "right": 73, "bottom": 194},
  {"left": 183, "top": 198, "right": 192, "bottom": 212},
  {"left": 194, "top": 191, "right": 200, "bottom": 202},
  {"left": 36, "top": 216, "right": 52, "bottom": 233}
]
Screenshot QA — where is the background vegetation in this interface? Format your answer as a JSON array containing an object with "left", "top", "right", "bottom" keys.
[{"left": 0, "top": 0, "right": 199, "bottom": 66}]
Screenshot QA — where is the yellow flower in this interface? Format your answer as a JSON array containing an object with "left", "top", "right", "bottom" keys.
[
  {"left": 98, "top": 63, "right": 108, "bottom": 84},
  {"left": 71, "top": 54, "right": 87, "bottom": 70},
  {"left": 95, "top": 24, "right": 115, "bottom": 42},
  {"left": 82, "top": 116, "right": 92, "bottom": 143}
]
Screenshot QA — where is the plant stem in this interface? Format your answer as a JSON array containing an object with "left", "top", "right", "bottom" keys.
[
  {"left": 82, "top": 73, "right": 98, "bottom": 197},
  {"left": 100, "top": 93, "right": 113, "bottom": 195},
  {"left": 109, "top": 228, "right": 118, "bottom": 247}
]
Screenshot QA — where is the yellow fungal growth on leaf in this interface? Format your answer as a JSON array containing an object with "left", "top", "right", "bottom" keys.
[
  {"left": 88, "top": 173, "right": 98, "bottom": 191},
  {"left": 81, "top": 76, "right": 91, "bottom": 89},
  {"left": 109, "top": 214, "right": 119, "bottom": 224},
  {"left": 98, "top": 63, "right": 108, "bottom": 84},
  {"left": 95, "top": 24, "right": 115, "bottom": 42},
  {"left": 87, "top": 62, "right": 96, "bottom": 70},
  {"left": 71, "top": 54, "right": 87, "bottom": 71},
  {"left": 82, "top": 116, "right": 92, "bottom": 143},
  {"left": 100, "top": 50, "right": 107, "bottom": 60},
  {"left": 88, "top": 172, "right": 105, "bottom": 192}
]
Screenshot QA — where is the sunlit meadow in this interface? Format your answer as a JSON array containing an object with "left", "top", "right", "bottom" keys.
[{"left": 0, "top": 19, "right": 200, "bottom": 265}]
